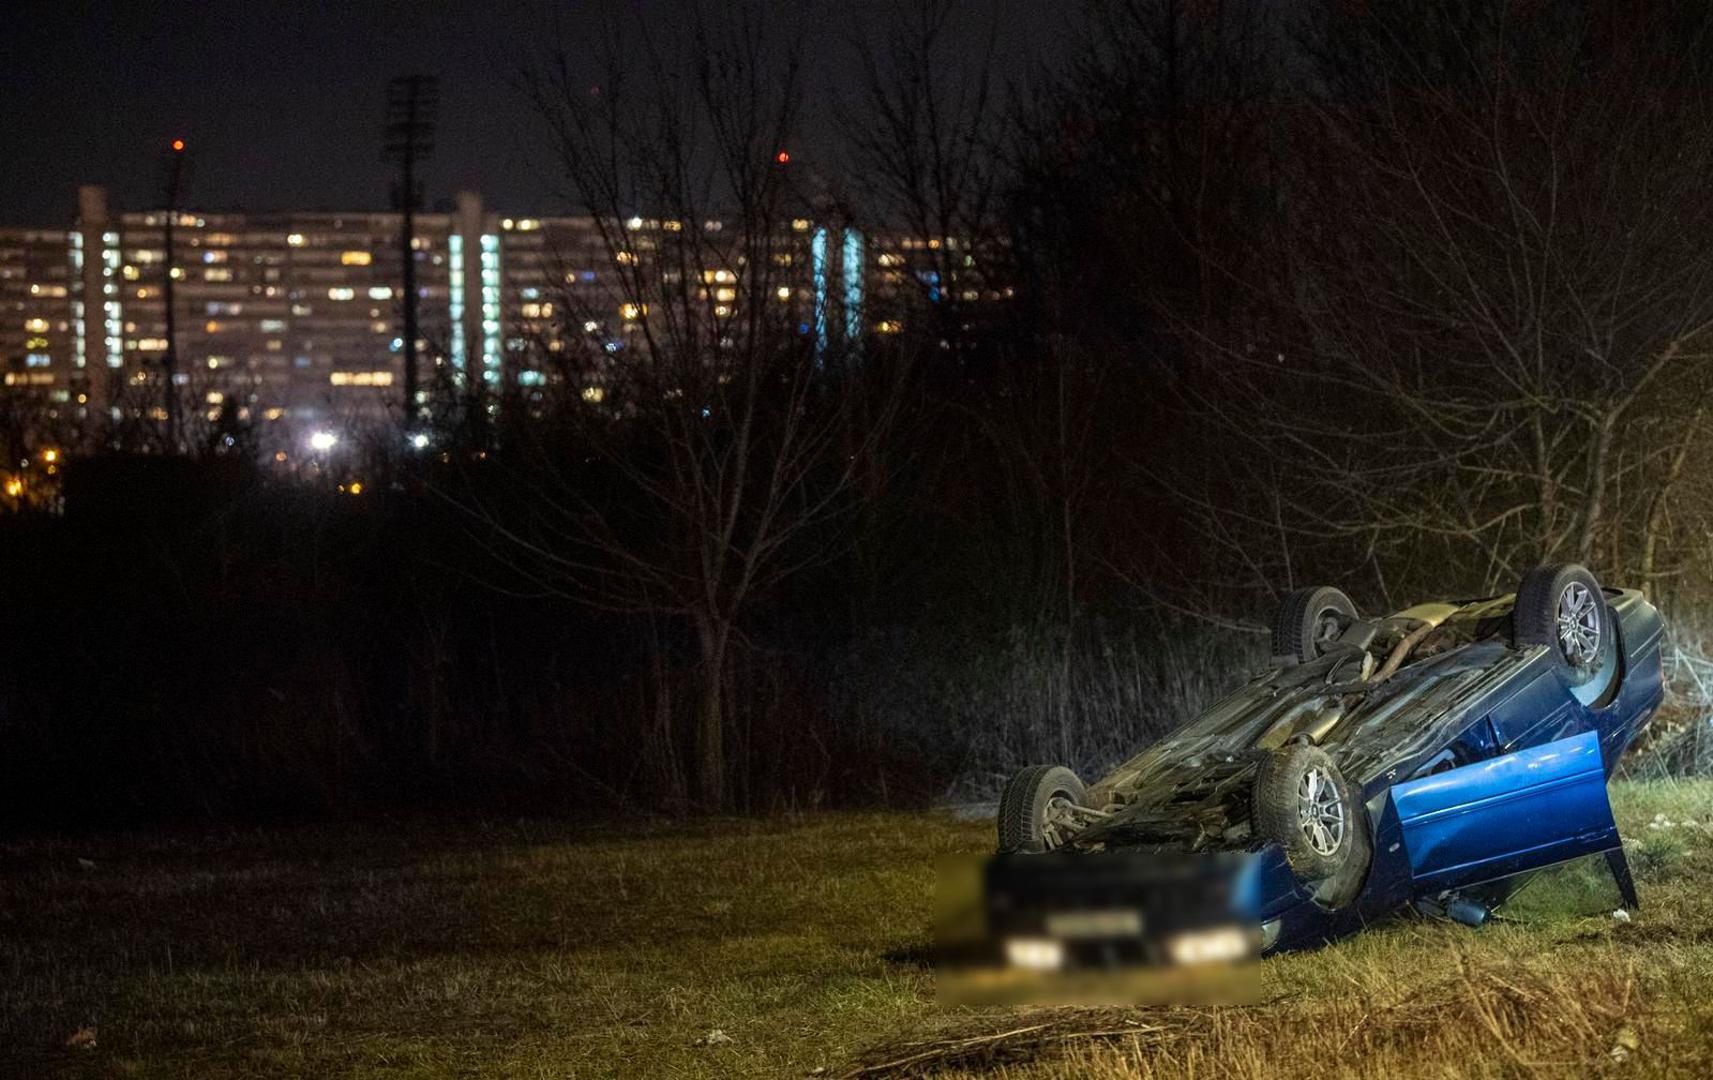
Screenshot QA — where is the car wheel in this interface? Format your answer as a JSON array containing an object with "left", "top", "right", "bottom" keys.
[
  {"left": 1252, "top": 743, "right": 1370, "bottom": 906},
  {"left": 1272, "top": 586, "right": 1358, "bottom": 665},
  {"left": 997, "top": 765, "right": 1088, "bottom": 854},
  {"left": 1514, "top": 562, "right": 1618, "bottom": 702}
]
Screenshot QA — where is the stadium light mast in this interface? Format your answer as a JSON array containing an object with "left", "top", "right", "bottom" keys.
[
  {"left": 160, "top": 138, "right": 187, "bottom": 452},
  {"left": 383, "top": 75, "right": 439, "bottom": 429}
]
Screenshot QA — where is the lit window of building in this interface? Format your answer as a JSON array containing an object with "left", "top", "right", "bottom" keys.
[
  {"left": 101, "top": 237, "right": 124, "bottom": 369},
  {"left": 329, "top": 371, "right": 395, "bottom": 387},
  {"left": 480, "top": 234, "right": 501, "bottom": 374},
  {"left": 811, "top": 226, "right": 829, "bottom": 356},
  {"left": 843, "top": 228, "right": 864, "bottom": 353},
  {"left": 448, "top": 233, "right": 467, "bottom": 374}
]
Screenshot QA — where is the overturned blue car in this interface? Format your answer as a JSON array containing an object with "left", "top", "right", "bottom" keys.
[{"left": 985, "top": 562, "right": 1664, "bottom": 970}]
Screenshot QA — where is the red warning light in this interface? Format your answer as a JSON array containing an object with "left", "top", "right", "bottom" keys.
[
  {"left": 172, "top": 139, "right": 186, "bottom": 152},
  {"left": 775, "top": 150, "right": 790, "bottom": 164}
]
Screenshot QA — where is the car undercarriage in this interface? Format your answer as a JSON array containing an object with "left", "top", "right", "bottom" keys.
[{"left": 978, "top": 562, "right": 1665, "bottom": 972}]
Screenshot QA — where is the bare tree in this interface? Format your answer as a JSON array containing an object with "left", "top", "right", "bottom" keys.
[
  {"left": 471, "top": 7, "right": 906, "bottom": 810},
  {"left": 1163, "top": 0, "right": 1713, "bottom": 610},
  {"left": 997, "top": 0, "right": 1290, "bottom": 627},
  {"left": 841, "top": 0, "right": 1007, "bottom": 346}
]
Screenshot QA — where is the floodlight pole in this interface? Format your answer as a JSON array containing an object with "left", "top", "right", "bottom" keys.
[
  {"left": 400, "top": 90, "right": 420, "bottom": 418},
  {"left": 386, "top": 75, "right": 438, "bottom": 428},
  {"left": 161, "top": 140, "right": 186, "bottom": 452}
]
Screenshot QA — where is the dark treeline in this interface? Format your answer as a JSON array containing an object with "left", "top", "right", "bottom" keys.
[{"left": 4, "top": 0, "right": 1712, "bottom": 825}]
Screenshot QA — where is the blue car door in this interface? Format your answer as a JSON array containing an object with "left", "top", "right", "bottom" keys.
[{"left": 1386, "top": 729, "right": 1619, "bottom": 892}]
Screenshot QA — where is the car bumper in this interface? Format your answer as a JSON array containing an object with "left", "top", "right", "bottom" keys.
[{"left": 972, "top": 849, "right": 1281, "bottom": 971}]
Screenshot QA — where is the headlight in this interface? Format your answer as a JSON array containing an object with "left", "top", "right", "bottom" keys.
[
  {"left": 1004, "top": 937, "right": 1065, "bottom": 971},
  {"left": 1166, "top": 926, "right": 1252, "bottom": 966},
  {"left": 1259, "top": 918, "right": 1282, "bottom": 952}
]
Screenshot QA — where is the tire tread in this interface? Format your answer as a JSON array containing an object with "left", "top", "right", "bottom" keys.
[{"left": 996, "top": 765, "right": 1086, "bottom": 853}]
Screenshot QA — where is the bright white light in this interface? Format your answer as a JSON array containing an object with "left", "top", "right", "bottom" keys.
[
  {"left": 1004, "top": 937, "right": 1064, "bottom": 972},
  {"left": 1166, "top": 927, "right": 1251, "bottom": 966},
  {"left": 409, "top": 432, "right": 430, "bottom": 450},
  {"left": 309, "top": 431, "right": 338, "bottom": 452}
]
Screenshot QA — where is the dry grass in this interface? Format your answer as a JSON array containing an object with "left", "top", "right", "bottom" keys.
[{"left": 2, "top": 782, "right": 1711, "bottom": 1078}]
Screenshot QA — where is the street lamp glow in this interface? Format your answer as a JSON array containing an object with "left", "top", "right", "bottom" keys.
[
  {"left": 309, "top": 430, "right": 338, "bottom": 452},
  {"left": 409, "top": 432, "right": 430, "bottom": 450}
]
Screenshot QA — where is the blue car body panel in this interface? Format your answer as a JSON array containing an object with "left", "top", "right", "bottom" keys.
[{"left": 1390, "top": 730, "right": 1616, "bottom": 890}]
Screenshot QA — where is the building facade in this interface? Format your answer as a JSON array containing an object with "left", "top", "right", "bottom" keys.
[{"left": 0, "top": 187, "right": 1001, "bottom": 456}]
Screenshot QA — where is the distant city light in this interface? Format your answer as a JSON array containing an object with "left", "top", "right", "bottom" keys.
[
  {"left": 775, "top": 150, "right": 790, "bottom": 164},
  {"left": 309, "top": 431, "right": 337, "bottom": 452},
  {"left": 409, "top": 432, "right": 430, "bottom": 450},
  {"left": 171, "top": 139, "right": 185, "bottom": 152}
]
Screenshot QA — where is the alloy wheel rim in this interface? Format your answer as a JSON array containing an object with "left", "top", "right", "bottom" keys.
[
  {"left": 1297, "top": 766, "right": 1346, "bottom": 856},
  {"left": 1556, "top": 582, "right": 1601, "bottom": 667}
]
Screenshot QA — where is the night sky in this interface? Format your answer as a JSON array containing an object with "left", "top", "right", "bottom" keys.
[{"left": 0, "top": 0, "right": 1081, "bottom": 226}]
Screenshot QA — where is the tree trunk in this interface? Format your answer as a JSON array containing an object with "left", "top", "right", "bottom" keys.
[
  {"left": 695, "top": 617, "right": 729, "bottom": 811},
  {"left": 646, "top": 616, "right": 684, "bottom": 809}
]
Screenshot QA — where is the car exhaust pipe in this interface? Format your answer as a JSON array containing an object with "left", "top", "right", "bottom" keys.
[
  {"left": 1445, "top": 898, "right": 1489, "bottom": 927},
  {"left": 1371, "top": 620, "right": 1437, "bottom": 685}
]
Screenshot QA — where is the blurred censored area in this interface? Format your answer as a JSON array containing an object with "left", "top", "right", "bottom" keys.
[{"left": 935, "top": 852, "right": 1262, "bottom": 1006}]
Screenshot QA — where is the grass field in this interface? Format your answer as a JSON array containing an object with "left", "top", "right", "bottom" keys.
[{"left": 3, "top": 781, "right": 1711, "bottom": 1078}]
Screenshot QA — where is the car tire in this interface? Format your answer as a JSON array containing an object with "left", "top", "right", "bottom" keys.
[
  {"left": 1514, "top": 562, "right": 1617, "bottom": 701},
  {"left": 997, "top": 765, "right": 1087, "bottom": 854},
  {"left": 1252, "top": 743, "right": 1369, "bottom": 905},
  {"left": 1272, "top": 586, "right": 1359, "bottom": 665}
]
